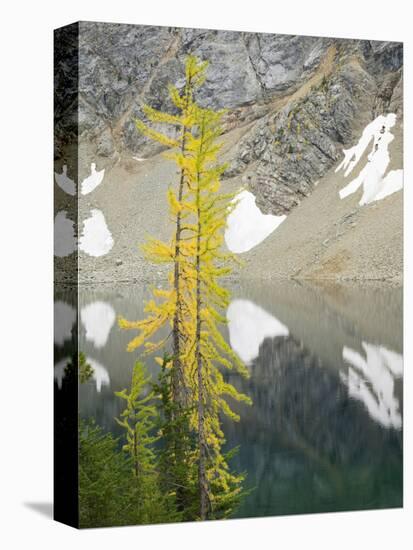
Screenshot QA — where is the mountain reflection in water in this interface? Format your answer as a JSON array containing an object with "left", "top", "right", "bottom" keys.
[{"left": 54, "top": 280, "right": 403, "bottom": 517}]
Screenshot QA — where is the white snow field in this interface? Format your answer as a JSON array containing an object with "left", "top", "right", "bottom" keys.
[
  {"left": 336, "top": 113, "right": 403, "bottom": 205},
  {"left": 81, "top": 301, "right": 116, "bottom": 348},
  {"left": 54, "top": 165, "right": 76, "bottom": 196},
  {"left": 374, "top": 169, "right": 403, "bottom": 202},
  {"left": 340, "top": 342, "right": 403, "bottom": 429},
  {"left": 81, "top": 162, "right": 105, "bottom": 195},
  {"left": 79, "top": 209, "right": 114, "bottom": 257},
  {"left": 55, "top": 162, "right": 105, "bottom": 196},
  {"left": 54, "top": 210, "right": 76, "bottom": 257},
  {"left": 54, "top": 301, "right": 76, "bottom": 346},
  {"left": 227, "top": 298, "right": 289, "bottom": 364},
  {"left": 55, "top": 160, "right": 113, "bottom": 257},
  {"left": 225, "top": 190, "right": 286, "bottom": 253}
]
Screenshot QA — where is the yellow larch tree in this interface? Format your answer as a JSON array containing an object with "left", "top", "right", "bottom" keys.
[
  {"left": 119, "top": 56, "right": 251, "bottom": 520},
  {"left": 122, "top": 55, "right": 208, "bottom": 406},
  {"left": 176, "top": 104, "right": 251, "bottom": 519},
  {"left": 119, "top": 56, "right": 207, "bottom": 514}
]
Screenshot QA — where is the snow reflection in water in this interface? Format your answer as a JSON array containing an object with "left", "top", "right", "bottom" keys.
[
  {"left": 341, "top": 343, "right": 403, "bottom": 429},
  {"left": 54, "top": 301, "right": 76, "bottom": 346},
  {"left": 54, "top": 355, "right": 110, "bottom": 393},
  {"left": 227, "top": 297, "right": 402, "bottom": 430},
  {"left": 227, "top": 298, "right": 289, "bottom": 364},
  {"left": 81, "top": 301, "right": 115, "bottom": 348},
  {"left": 54, "top": 282, "right": 403, "bottom": 515}
]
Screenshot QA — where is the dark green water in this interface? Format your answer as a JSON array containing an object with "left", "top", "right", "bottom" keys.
[{"left": 54, "top": 280, "right": 403, "bottom": 517}]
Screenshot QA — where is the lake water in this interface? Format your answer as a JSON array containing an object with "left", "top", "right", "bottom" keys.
[{"left": 54, "top": 280, "right": 403, "bottom": 518}]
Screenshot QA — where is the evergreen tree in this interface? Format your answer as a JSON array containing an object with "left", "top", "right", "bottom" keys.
[
  {"left": 79, "top": 420, "right": 133, "bottom": 527},
  {"left": 78, "top": 352, "right": 94, "bottom": 384},
  {"left": 63, "top": 351, "right": 94, "bottom": 385},
  {"left": 152, "top": 354, "right": 198, "bottom": 520},
  {"left": 115, "top": 361, "right": 176, "bottom": 523}
]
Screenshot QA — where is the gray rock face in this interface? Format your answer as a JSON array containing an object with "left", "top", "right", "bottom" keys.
[
  {"left": 244, "top": 34, "right": 331, "bottom": 92},
  {"left": 56, "top": 22, "right": 403, "bottom": 216},
  {"left": 226, "top": 54, "right": 379, "bottom": 214}
]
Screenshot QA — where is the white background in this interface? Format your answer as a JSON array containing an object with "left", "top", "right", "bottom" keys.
[{"left": 0, "top": 0, "right": 411, "bottom": 548}]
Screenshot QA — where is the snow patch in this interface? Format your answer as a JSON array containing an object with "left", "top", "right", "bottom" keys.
[
  {"left": 340, "top": 342, "right": 403, "bottom": 429},
  {"left": 227, "top": 299, "right": 289, "bottom": 364},
  {"left": 54, "top": 301, "right": 76, "bottom": 346},
  {"left": 336, "top": 114, "right": 403, "bottom": 205},
  {"left": 373, "top": 169, "right": 403, "bottom": 202},
  {"left": 55, "top": 162, "right": 105, "bottom": 196},
  {"left": 54, "top": 165, "right": 76, "bottom": 196},
  {"left": 79, "top": 209, "right": 114, "bottom": 257},
  {"left": 55, "top": 161, "right": 114, "bottom": 258},
  {"left": 54, "top": 211, "right": 76, "bottom": 257},
  {"left": 81, "top": 301, "right": 116, "bottom": 348},
  {"left": 225, "top": 190, "right": 286, "bottom": 253},
  {"left": 81, "top": 163, "right": 105, "bottom": 195}
]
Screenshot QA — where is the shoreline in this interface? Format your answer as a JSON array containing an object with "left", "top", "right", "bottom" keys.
[{"left": 55, "top": 273, "right": 403, "bottom": 288}]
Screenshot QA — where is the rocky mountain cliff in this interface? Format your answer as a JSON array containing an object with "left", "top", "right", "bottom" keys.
[
  {"left": 71, "top": 24, "right": 403, "bottom": 207},
  {"left": 54, "top": 23, "right": 403, "bottom": 283}
]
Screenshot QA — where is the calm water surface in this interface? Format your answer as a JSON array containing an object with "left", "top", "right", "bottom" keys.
[{"left": 54, "top": 280, "right": 403, "bottom": 517}]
